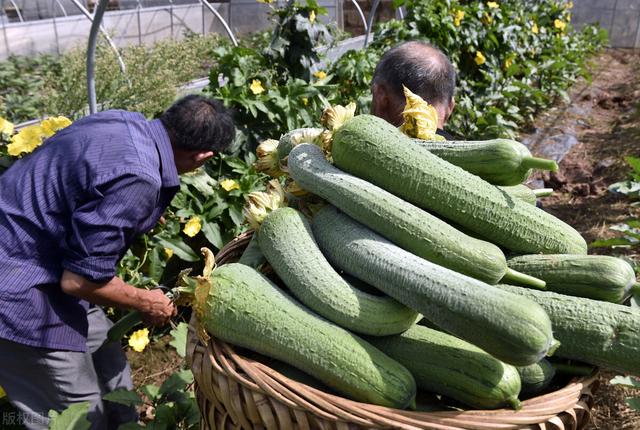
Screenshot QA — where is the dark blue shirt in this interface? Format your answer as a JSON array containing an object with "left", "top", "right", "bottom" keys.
[{"left": 0, "top": 111, "right": 179, "bottom": 352}]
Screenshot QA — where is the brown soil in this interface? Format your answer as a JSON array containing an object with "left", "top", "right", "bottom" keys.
[{"left": 522, "top": 48, "right": 640, "bottom": 429}]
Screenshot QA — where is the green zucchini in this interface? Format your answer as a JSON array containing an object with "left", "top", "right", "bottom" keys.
[
  {"left": 507, "top": 254, "right": 637, "bottom": 303},
  {"left": 312, "top": 206, "right": 556, "bottom": 366},
  {"left": 331, "top": 115, "right": 586, "bottom": 255},
  {"left": 288, "top": 143, "right": 543, "bottom": 287},
  {"left": 277, "top": 127, "right": 323, "bottom": 165},
  {"left": 257, "top": 207, "right": 418, "bottom": 336},
  {"left": 196, "top": 263, "right": 416, "bottom": 408},
  {"left": 413, "top": 139, "right": 558, "bottom": 186},
  {"left": 516, "top": 358, "right": 555, "bottom": 396},
  {"left": 499, "top": 184, "right": 553, "bottom": 206},
  {"left": 368, "top": 325, "right": 522, "bottom": 409},
  {"left": 497, "top": 284, "right": 640, "bottom": 376}
]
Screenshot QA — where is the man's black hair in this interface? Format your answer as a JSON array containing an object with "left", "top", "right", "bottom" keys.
[
  {"left": 372, "top": 41, "right": 456, "bottom": 107},
  {"left": 160, "top": 94, "right": 235, "bottom": 152}
]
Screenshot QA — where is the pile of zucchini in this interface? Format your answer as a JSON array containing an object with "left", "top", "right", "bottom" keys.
[{"left": 187, "top": 112, "right": 640, "bottom": 412}]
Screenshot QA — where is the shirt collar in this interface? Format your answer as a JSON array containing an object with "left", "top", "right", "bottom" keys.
[{"left": 148, "top": 119, "right": 180, "bottom": 188}]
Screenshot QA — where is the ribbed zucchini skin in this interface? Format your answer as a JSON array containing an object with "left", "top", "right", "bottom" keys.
[
  {"left": 258, "top": 207, "right": 418, "bottom": 336},
  {"left": 200, "top": 263, "right": 417, "bottom": 408},
  {"left": 368, "top": 325, "right": 522, "bottom": 409},
  {"left": 413, "top": 139, "right": 556, "bottom": 186},
  {"left": 312, "top": 206, "right": 555, "bottom": 366},
  {"left": 507, "top": 254, "right": 636, "bottom": 303},
  {"left": 288, "top": 143, "right": 508, "bottom": 284},
  {"left": 497, "top": 284, "right": 640, "bottom": 376},
  {"left": 332, "top": 115, "right": 586, "bottom": 255},
  {"left": 516, "top": 358, "right": 556, "bottom": 396}
]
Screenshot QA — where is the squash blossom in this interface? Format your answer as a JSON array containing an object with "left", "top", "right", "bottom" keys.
[
  {"left": 183, "top": 216, "right": 202, "bottom": 237},
  {"left": 566, "top": 1, "right": 573, "bottom": 9},
  {"left": 474, "top": 51, "right": 486, "bottom": 66},
  {"left": 302, "top": 97, "right": 309, "bottom": 106},
  {"left": 483, "top": 13, "right": 493, "bottom": 24},
  {"left": 0, "top": 117, "right": 14, "bottom": 136},
  {"left": 220, "top": 179, "right": 240, "bottom": 191},
  {"left": 399, "top": 86, "right": 441, "bottom": 141},
  {"left": 7, "top": 124, "right": 46, "bottom": 157},
  {"left": 249, "top": 79, "right": 265, "bottom": 95},
  {"left": 532, "top": 22, "right": 539, "bottom": 34},
  {"left": 504, "top": 57, "right": 513, "bottom": 68},
  {"left": 128, "top": 328, "right": 150, "bottom": 353},
  {"left": 313, "top": 70, "right": 327, "bottom": 80},
  {"left": 487, "top": 1, "right": 499, "bottom": 9},
  {"left": 41, "top": 116, "right": 72, "bottom": 137},
  {"left": 164, "top": 247, "right": 174, "bottom": 259},
  {"left": 453, "top": 9, "right": 464, "bottom": 27},
  {"left": 554, "top": 19, "right": 566, "bottom": 31},
  {"left": 309, "top": 10, "right": 316, "bottom": 23}
]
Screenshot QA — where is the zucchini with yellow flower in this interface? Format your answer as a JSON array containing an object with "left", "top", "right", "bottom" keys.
[{"left": 243, "top": 181, "right": 418, "bottom": 336}]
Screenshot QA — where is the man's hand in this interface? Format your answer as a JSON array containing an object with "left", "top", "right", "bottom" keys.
[
  {"left": 139, "top": 288, "right": 177, "bottom": 326},
  {"left": 61, "top": 270, "right": 176, "bottom": 327}
]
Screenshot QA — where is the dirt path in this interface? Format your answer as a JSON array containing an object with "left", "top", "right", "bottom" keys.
[{"left": 522, "top": 48, "right": 640, "bottom": 430}]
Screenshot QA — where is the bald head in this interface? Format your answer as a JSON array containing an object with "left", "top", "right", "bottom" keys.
[{"left": 371, "top": 41, "right": 456, "bottom": 128}]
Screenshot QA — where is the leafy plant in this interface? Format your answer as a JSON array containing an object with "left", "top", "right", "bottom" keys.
[
  {"left": 610, "top": 375, "right": 640, "bottom": 411},
  {"left": 609, "top": 156, "right": 640, "bottom": 202},
  {"left": 48, "top": 402, "right": 91, "bottom": 430}
]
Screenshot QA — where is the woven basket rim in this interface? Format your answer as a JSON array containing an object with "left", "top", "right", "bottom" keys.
[{"left": 187, "top": 230, "right": 598, "bottom": 430}]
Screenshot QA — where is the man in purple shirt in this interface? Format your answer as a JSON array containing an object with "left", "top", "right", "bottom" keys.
[{"left": 0, "top": 94, "right": 235, "bottom": 429}]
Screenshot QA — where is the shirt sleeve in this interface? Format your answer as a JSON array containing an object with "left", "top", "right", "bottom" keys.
[{"left": 62, "top": 172, "right": 160, "bottom": 283}]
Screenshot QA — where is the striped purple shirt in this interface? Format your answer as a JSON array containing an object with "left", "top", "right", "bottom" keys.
[{"left": 0, "top": 111, "right": 179, "bottom": 352}]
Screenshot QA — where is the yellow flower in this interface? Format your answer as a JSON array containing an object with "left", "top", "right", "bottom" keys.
[
  {"left": 487, "top": 1, "right": 499, "bottom": 9},
  {"left": 399, "top": 86, "right": 439, "bottom": 141},
  {"left": 483, "top": 13, "right": 493, "bottom": 24},
  {"left": 7, "top": 125, "right": 46, "bottom": 157},
  {"left": 313, "top": 70, "right": 327, "bottom": 80},
  {"left": 256, "top": 0, "right": 273, "bottom": 3},
  {"left": 504, "top": 57, "right": 513, "bottom": 68},
  {"left": 128, "top": 328, "right": 150, "bottom": 353},
  {"left": 0, "top": 385, "right": 6, "bottom": 398},
  {"left": 183, "top": 216, "right": 202, "bottom": 237},
  {"left": 309, "top": 10, "right": 316, "bottom": 23},
  {"left": 532, "top": 22, "right": 539, "bottom": 34},
  {"left": 250, "top": 79, "right": 265, "bottom": 95},
  {"left": 220, "top": 179, "right": 240, "bottom": 191},
  {"left": 566, "top": 13, "right": 571, "bottom": 22},
  {"left": 453, "top": 9, "right": 465, "bottom": 27},
  {"left": 164, "top": 247, "right": 174, "bottom": 259},
  {"left": 302, "top": 97, "right": 309, "bottom": 105},
  {"left": 0, "top": 117, "right": 14, "bottom": 136},
  {"left": 40, "top": 116, "right": 72, "bottom": 137},
  {"left": 474, "top": 51, "right": 486, "bottom": 66},
  {"left": 566, "top": 1, "right": 573, "bottom": 9},
  {"left": 554, "top": 19, "right": 566, "bottom": 31}
]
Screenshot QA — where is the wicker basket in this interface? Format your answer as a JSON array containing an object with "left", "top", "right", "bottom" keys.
[{"left": 187, "top": 231, "right": 599, "bottom": 430}]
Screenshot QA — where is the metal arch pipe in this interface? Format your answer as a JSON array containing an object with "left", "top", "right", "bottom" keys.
[
  {"left": 86, "top": 0, "right": 109, "bottom": 114},
  {"left": 198, "top": 0, "right": 238, "bottom": 47},
  {"left": 69, "top": 0, "right": 126, "bottom": 75},
  {"left": 350, "top": 0, "right": 368, "bottom": 34},
  {"left": 363, "top": 0, "right": 381, "bottom": 48},
  {"left": 55, "top": 0, "right": 68, "bottom": 16},
  {"left": 7, "top": 0, "right": 23, "bottom": 22}
]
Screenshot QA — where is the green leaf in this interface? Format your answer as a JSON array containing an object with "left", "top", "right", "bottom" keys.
[
  {"left": 169, "top": 322, "right": 189, "bottom": 358},
  {"left": 610, "top": 375, "right": 640, "bottom": 388},
  {"left": 201, "top": 222, "right": 224, "bottom": 249},
  {"left": 159, "top": 370, "right": 194, "bottom": 397},
  {"left": 625, "top": 156, "right": 640, "bottom": 178},
  {"left": 146, "top": 404, "right": 175, "bottom": 430},
  {"left": 626, "top": 397, "right": 640, "bottom": 411},
  {"left": 103, "top": 389, "right": 143, "bottom": 407},
  {"left": 148, "top": 247, "right": 164, "bottom": 283},
  {"left": 632, "top": 294, "right": 639, "bottom": 310},
  {"left": 48, "top": 402, "right": 91, "bottom": 430},
  {"left": 155, "top": 237, "right": 199, "bottom": 262},
  {"left": 228, "top": 204, "right": 245, "bottom": 227},
  {"left": 141, "top": 384, "right": 161, "bottom": 402},
  {"left": 116, "top": 423, "right": 143, "bottom": 430},
  {"left": 589, "top": 238, "right": 633, "bottom": 248}
]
